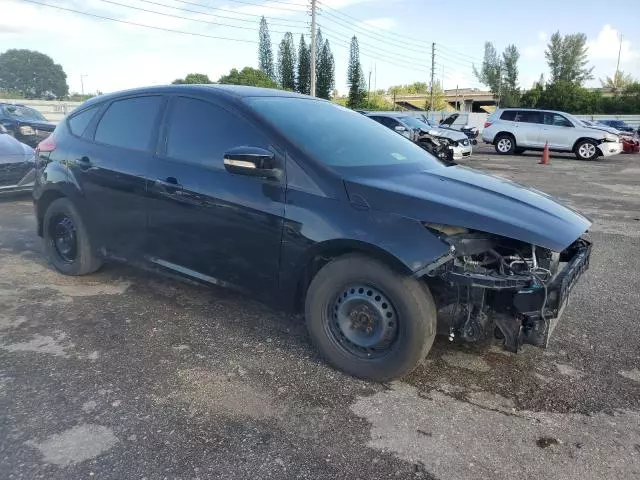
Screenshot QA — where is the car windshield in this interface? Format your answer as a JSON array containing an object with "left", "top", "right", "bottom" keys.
[
  {"left": 2, "top": 105, "right": 47, "bottom": 121},
  {"left": 247, "top": 97, "right": 443, "bottom": 171},
  {"left": 398, "top": 115, "right": 429, "bottom": 130}
]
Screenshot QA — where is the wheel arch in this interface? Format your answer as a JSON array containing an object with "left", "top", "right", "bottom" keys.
[
  {"left": 289, "top": 239, "right": 413, "bottom": 313},
  {"left": 493, "top": 131, "right": 516, "bottom": 144},
  {"left": 571, "top": 137, "right": 598, "bottom": 152}
]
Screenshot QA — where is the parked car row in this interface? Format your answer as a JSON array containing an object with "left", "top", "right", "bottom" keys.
[
  {"left": 363, "top": 111, "right": 472, "bottom": 163},
  {"left": 482, "top": 108, "right": 627, "bottom": 160}
]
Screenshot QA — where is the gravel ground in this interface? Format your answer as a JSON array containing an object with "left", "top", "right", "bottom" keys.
[{"left": 1, "top": 145, "right": 639, "bottom": 479}]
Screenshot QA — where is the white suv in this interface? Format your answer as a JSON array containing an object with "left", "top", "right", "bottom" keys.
[{"left": 482, "top": 108, "right": 622, "bottom": 160}]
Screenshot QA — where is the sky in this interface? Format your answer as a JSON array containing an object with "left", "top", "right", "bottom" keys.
[{"left": 1, "top": 0, "right": 639, "bottom": 96}]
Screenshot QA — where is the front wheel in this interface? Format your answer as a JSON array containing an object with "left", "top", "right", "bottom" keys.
[
  {"left": 494, "top": 134, "right": 516, "bottom": 155},
  {"left": 305, "top": 254, "right": 437, "bottom": 381},
  {"left": 43, "top": 198, "right": 102, "bottom": 275},
  {"left": 575, "top": 139, "right": 599, "bottom": 160}
]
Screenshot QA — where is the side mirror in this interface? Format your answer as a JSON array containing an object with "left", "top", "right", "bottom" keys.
[
  {"left": 394, "top": 125, "right": 407, "bottom": 132},
  {"left": 223, "top": 146, "right": 279, "bottom": 179}
]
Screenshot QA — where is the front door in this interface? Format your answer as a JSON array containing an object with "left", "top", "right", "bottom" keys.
[
  {"left": 539, "top": 112, "right": 575, "bottom": 149},
  {"left": 145, "top": 95, "right": 285, "bottom": 299},
  {"left": 70, "top": 95, "right": 165, "bottom": 258}
]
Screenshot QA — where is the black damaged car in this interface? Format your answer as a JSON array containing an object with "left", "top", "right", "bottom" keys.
[
  {"left": 0, "top": 103, "right": 56, "bottom": 148},
  {"left": 33, "top": 85, "right": 592, "bottom": 381}
]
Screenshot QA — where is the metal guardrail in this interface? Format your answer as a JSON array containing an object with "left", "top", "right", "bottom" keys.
[{"left": 0, "top": 98, "right": 83, "bottom": 123}]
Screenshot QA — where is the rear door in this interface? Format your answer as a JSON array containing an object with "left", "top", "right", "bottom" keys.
[
  {"left": 513, "top": 110, "right": 543, "bottom": 147},
  {"left": 539, "top": 112, "right": 575, "bottom": 149},
  {"left": 70, "top": 95, "right": 165, "bottom": 258},
  {"left": 145, "top": 95, "right": 285, "bottom": 299}
]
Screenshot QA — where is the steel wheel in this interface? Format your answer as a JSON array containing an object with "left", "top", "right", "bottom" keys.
[
  {"left": 327, "top": 284, "right": 399, "bottom": 359},
  {"left": 578, "top": 142, "right": 596, "bottom": 159},
  {"left": 50, "top": 215, "right": 78, "bottom": 263}
]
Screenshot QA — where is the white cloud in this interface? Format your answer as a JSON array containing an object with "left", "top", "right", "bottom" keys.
[{"left": 587, "top": 24, "right": 640, "bottom": 64}]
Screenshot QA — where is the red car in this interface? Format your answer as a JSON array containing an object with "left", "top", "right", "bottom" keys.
[{"left": 622, "top": 136, "right": 640, "bottom": 154}]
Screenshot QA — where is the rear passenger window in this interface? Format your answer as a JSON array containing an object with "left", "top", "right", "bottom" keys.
[
  {"left": 515, "top": 111, "right": 543, "bottom": 124},
  {"left": 500, "top": 110, "right": 517, "bottom": 121},
  {"left": 68, "top": 106, "right": 98, "bottom": 136},
  {"left": 165, "top": 96, "right": 268, "bottom": 168},
  {"left": 94, "top": 96, "right": 162, "bottom": 151}
]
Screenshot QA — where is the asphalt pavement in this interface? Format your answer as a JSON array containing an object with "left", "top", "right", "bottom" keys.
[{"left": 1, "top": 146, "right": 639, "bottom": 479}]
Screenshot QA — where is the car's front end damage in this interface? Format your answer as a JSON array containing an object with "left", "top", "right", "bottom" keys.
[{"left": 417, "top": 225, "right": 591, "bottom": 352}]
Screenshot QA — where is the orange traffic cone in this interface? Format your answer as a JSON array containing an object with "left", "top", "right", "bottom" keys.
[{"left": 539, "top": 142, "right": 550, "bottom": 165}]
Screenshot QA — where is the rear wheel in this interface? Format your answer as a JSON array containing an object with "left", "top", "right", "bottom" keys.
[
  {"left": 43, "top": 198, "right": 102, "bottom": 275},
  {"left": 575, "top": 139, "right": 599, "bottom": 160},
  {"left": 305, "top": 254, "right": 436, "bottom": 381},
  {"left": 494, "top": 134, "right": 516, "bottom": 155}
]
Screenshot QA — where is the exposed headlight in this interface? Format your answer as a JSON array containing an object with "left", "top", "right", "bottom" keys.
[
  {"left": 604, "top": 133, "right": 619, "bottom": 142},
  {"left": 18, "top": 125, "right": 36, "bottom": 135}
]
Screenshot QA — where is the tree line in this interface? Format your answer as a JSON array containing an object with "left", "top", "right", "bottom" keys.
[{"left": 474, "top": 32, "right": 640, "bottom": 114}]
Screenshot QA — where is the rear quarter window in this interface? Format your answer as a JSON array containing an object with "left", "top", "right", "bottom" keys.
[
  {"left": 500, "top": 110, "right": 517, "bottom": 121},
  {"left": 67, "top": 106, "right": 99, "bottom": 137},
  {"left": 94, "top": 96, "right": 163, "bottom": 151}
]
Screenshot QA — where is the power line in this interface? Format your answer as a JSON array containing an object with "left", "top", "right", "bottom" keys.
[
  {"left": 321, "top": 30, "right": 431, "bottom": 75},
  {"left": 436, "top": 43, "right": 483, "bottom": 63},
  {"left": 222, "top": 0, "right": 308, "bottom": 13},
  {"left": 317, "top": 0, "right": 434, "bottom": 47},
  {"left": 151, "top": 0, "right": 307, "bottom": 23},
  {"left": 320, "top": 25, "right": 432, "bottom": 68},
  {"left": 317, "top": 7, "right": 429, "bottom": 54},
  {"left": 137, "top": 0, "right": 307, "bottom": 28},
  {"left": 18, "top": 0, "right": 258, "bottom": 43},
  {"left": 96, "top": 0, "right": 306, "bottom": 35}
]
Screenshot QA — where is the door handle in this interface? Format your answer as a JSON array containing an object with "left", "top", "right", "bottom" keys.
[
  {"left": 77, "top": 156, "right": 92, "bottom": 170},
  {"left": 155, "top": 177, "right": 182, "bottom": 193}
]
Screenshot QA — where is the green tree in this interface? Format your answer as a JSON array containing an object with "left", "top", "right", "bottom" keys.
[
  {"left": 258, "top": 17, "right": 275, "bottom": 81},
  {"left": 473, "top": 42, "right": 501, "bottom": 94},
  {"left": 0, "top": 49, "right": 68, "bottom": 98},
  {"left": 387, "top": 82, "right": 429, "bottom": 94},
  {"left": 347, "top": 36, "right": 366, "bottom": 108},
  {"left": 171, "top": 73, "right": 212, "bottom": 84},
  {"left": 316, "top": 40, "right": 335, "bottom": 100},
  {"left": 545, "top": 32, "right": 593, "bottom": 85},
  {"left": 600, "top": 71, "right": 635, "bottom": 92},
  {"left": 501, "top": 44, "right": 520, "bottom": 107},
  {"left": 217, "top": 67, "right": 278, "bottom": 88},
  {"left": 424, "top": 81, "right": 447, "bottom": 111},
  {"left": 520, "top": 75, "right": 545, "bottom": 108},
  {"left": 296, "top": 35, "right": 311, "bottom": 95},
  {"left": 277, "top": 32, "right": 296, "bottom": 91}
]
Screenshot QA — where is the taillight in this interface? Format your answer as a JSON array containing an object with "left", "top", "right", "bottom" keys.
[
  {"left": 484, "top": 122, "right": 493, "bottom": 128},
  {"left": 36, "top": 134, "right": 56, "bottom": 154}
]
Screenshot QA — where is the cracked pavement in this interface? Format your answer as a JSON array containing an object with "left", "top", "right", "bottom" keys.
[{"left": 1, "top": 145, "right": 639, "bottom": 479}]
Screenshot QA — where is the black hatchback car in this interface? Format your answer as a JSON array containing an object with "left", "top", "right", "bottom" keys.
[{"left": 33, "top": 85, "right": 592, "bottom": 380}]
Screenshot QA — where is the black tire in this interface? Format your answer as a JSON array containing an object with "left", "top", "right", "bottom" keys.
[
  {"left": 305, "top": 254, "right": 437, "bottom": 381},
  {"left": 574, "top": 139, "right": 599, "bottom": 161},
  {"left": 514, "top": 147, "right": 526, "bottom": 155},
  {"left": 43, "top": 197, "right": 102, "bottom": 275},
  {"left": 494, "top": 133, "right": 516, "bottom": 155}
]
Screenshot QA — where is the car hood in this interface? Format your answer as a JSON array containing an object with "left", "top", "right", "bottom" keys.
[
  {"left": 0, "top": 134, "right": 34, "bottom": 162},
  {"left": 439, "top": 113, "right": 459, "bottom": 127},
  {"left": 422, "top": 126, "right": 467, "bottom": 141},
  {"left": 344, "top": 166, "right": 591, "bottom": 252}
]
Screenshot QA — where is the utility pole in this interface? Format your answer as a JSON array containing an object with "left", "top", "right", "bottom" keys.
[
  {"left": 80, "top": 74, "right": 88, "bottom": 96},
  {"left": 367, "top": 67, "right": 372, "bottom": 105},
  {"left": 310, "top": 0, "right": 317, "bottom": 97},
  {"left": 429, "top": 42, "right": 435, "bottom": 112},
  {"left": 614, "top": 33, "right": 623, "bottom": 91},
  {"left": 455, "top": 84, "right": 459, "bottom": 111}
]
